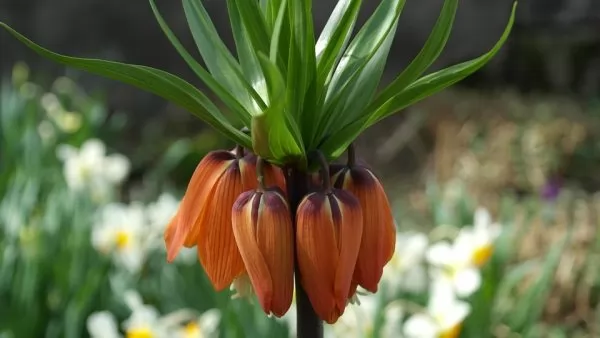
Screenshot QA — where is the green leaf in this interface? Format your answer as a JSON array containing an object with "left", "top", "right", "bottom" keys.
[
  {"left": 0, "top": 22, "right": 251, "bottom": 148},
  {"left": 369, "top": 0, "right": 459, "bottom": 111},
  {"left": 231, "top": 0, "right": 271, "bottom": 58},
  {"left": 312, "top": 0, "right": 406, "bottom": 147},
  {"left": 226, "top": 0, "right": 267, "bottom": 112},
  {"left": 149, "top": 0, "right": 251, "bottom": 126},
  {"left": 314, "top": 0, "right": 362, "bottom": 96},
  {"left": 320, "top": 2, "right": 518, "bottom": 159},
  {"left": 269, "top": 0, "right": 289, "bottom": 63},
  {"left": 183, "top": 0, "right": 266, "bottom": 113},
  {"left": 252, "top": 55, "right": 304, "bottom": 165},
  {"left": 287, "top": 0, "right": 317, "bottom": 129}
]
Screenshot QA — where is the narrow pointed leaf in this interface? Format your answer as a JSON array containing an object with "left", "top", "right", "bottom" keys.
[
  {"left": 0, "top": 23, "right": 252, "bottom": 148},
  {"left": 232, "top": 0, "right": 271, "bottom": 57},
  {"left": 324, "top": 0, "right": 405, "bottom": 103},
  {"left": 270, "top": 0, "right": 289, "bottom": 63},
  {"left": 183, "top": 0, "right": 266, "bottom": 112},
  {"left": 312, "top": 0, "right": 405, "bottom": 146},
  {"left": 226, "top": 0, "right": 267, "bottom": 113},
  {"left": 287, "top": 0, "right": 317, "bottom": 126},
  {"left": 368, "top": 0, "right": 459, "bottom": 113},
  {"left": 150, "top": 0, "right": 251, "bottom": 126},
  {"left": 252, "top": 55, "right": 304, "bottom": 165},
  {"left": 315, "top": 0, "right": 362, "bottom": 94},
  {"left": 320, "top": 2, "right": 517, "bottom": 159}
]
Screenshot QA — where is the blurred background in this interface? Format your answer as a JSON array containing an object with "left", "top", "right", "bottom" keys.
[{"left": 2, "top": 0, "right": 600, "bottom": 337}]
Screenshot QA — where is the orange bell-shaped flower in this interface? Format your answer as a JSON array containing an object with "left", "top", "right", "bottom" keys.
[
  {"left": 164, "top": 149, "right": 257, "bottom": 290},
  {"left": 332, "top": 165, "right": 396, "bottom": 293},
  {"left": 232, "top": 188, "right": 294, "bottom": 317},
  {"left": 296, "top": 189, "right": 363, "bottom": 323}
]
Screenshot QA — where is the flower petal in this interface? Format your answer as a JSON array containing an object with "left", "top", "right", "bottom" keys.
[
  {"left": 296, "top": 193, "right": 339, "bottom": 323},
  {"left": 403, "top": 314, "right": 438, "bottom": 338},
  {"left": 256, "top": 190, "right": 294, "bottom": 316},
  {"left": 166, "top": 151, "right": 234, "bottom": 262},
  {"left": 453, "top": 268, "right": 481, "bottom": 297},
  {"left": 232, "top": 191, "right": 273, "bottom": 309},
  {"left": 197, "top": 162, "right": 245, "bottom": 290},
  {"left": 340, "top": 168, "right": 394, "bottom": 292},
  {"left": 331, "top": 190, "right": 362, "bottom": 309}
]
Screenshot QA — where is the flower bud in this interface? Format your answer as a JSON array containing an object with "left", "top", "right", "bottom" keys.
[
  {"left": 296, "top": 190, "right": 363, "bottom": 323},
  {"left": 232, "top": 188, "right": 294, "bottom": 317},
  {"left": 333, "top": 165, "right": 396, "bottom": 292}
]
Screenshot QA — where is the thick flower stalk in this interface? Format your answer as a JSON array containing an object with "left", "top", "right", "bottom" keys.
[{"left": 2, "top": 0, "right": 518, "bottom": 335}]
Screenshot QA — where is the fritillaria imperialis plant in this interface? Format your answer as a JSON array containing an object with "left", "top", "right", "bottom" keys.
[{"left": 1, "top": 0, "right": 516, "bottom": 336}]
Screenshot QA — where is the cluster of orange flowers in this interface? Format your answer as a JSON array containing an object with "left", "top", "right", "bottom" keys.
[{"left": 164, "top": 147, "right": 396, "bottom": 324}]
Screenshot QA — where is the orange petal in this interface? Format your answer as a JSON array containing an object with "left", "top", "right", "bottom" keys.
[
  {"left": 296, "top": 193, "right": 339, "bottom": 322},
  {"left": 256, "top": 190, "right": 294, "bottom": 317},
  {"left": 232, "top": 191, "right": 273, "bottom": 310},
  {"left": 197, "top": 162, "right": 245, "bottom": 290},
  {"left": 239, "top": 156, "right": 258, "bottom": 191},
  {"left": 330, "top": 190, "right": 362, "bottom": 310},
  {"left": 341, "top": 168, "right": 395, "bottom": 292},
  {"left": 263, "top": 164, "right": 287, "bottom": 195},
  {"left": 167, "top": 151, "right": 234, "bottom": 262}
]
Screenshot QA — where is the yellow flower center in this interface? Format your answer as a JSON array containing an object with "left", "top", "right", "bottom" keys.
[
  {"left": 115, "top": 230, "right": 130, "bottom": 250},
  {"left": 126, "top": 327, "right": 153, "bottom": 338},
  {"left": 439, "top": 323, "right": 462, "bottom": 338},
  {"left": 471, "top": 244, "right": 493, "bottom": 267},
  {"left": 183, "top": 322, "right": 201, "bottom": 338}
]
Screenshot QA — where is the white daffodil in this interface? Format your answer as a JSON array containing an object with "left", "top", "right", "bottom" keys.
[
  {"left": 56, "top": 139, "right": 130, "bottom": 201},
  {"left": 328, "top": 293, "right": 380, "bottom": 338},
  {"left": 91, "top": 203, "right": 148, "bottom": 273},
  {"left": 169, "top": 309, "right": 221, "bottom": 338},
  {"left": 426, "top": 239, "right": 481, "bottom": 298},
  {"left": 382, "top": 232, "right": 429, "bottom": 294},
  {"left": 403, "top": 281, "right": 470, "bottom": 338},
  {"left": 426, "top": 207, "right": 501, "bottom": 297},
  {"left": 462, "top": 207, "right": 502, "bottom": 267},
  {"left": 122, "top": 290, "right": 168, "bottom": 338},
  {"left": 87, "top": 311, "right": 121, "bottom": 338}
]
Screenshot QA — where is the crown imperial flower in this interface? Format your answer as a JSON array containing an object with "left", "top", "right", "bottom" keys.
[{"left": 232, "top": 187, "right": 294, "bottom": 317}]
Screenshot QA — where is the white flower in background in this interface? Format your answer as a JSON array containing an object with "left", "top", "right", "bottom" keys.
[
  {"left": 170, "top": 309, "right": 221, "bottom": 338},
  {"left": 382, "top": 232, "right": 429, "bottom": 294},
  {"left": 87, "top": 311, "right": 121, "bottom": 338},
  {"left": 147, "top": 193, "right": 180, "bottom": 231},
  {"left": 403, "top": 281, "right": 470, "bottom": 338},
  {"left": 426, "top": 239, "right": 481, "bottom": 298},
  {"left": 86, "top": 290, "right": 221, "bottom": 338},
  {"left": 426, "top": 207, "right": 501, "bottom": 297},
  {"left": 122, "top": 290, "right": 168, "bottom": 338},
  {"left": 56, "top": 139, "right": 130, "bottom": 201},
  {"left": 327, "top": 293, "right": 380, "bottom": 338},
  {"left": 380, "top": 302, "right": 405, "bottom": 338},
  {"left": 462, "top": 207, "right": 502, "bottom": 267},
  {"left": 92, "top": 203, "right": 149, "bottom": 273}
]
